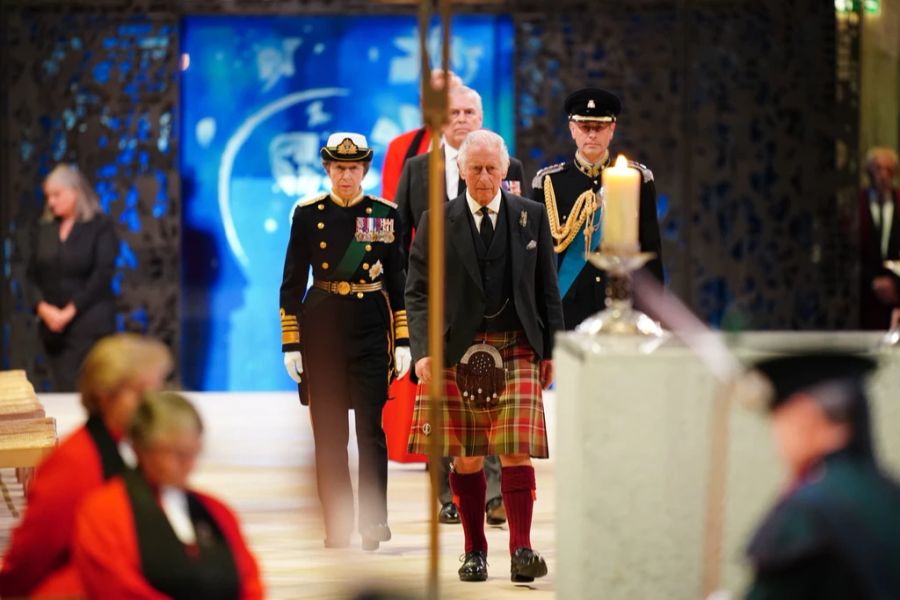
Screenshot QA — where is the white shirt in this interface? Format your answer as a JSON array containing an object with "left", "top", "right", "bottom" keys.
[
  {"left": 159, "top": 485, "right": 197, "bottom": 545},
  {"left": 443, "top": 137, "right": 461, "bottom": 199},
  {"left": 869, "top": 190, "right": 895, "bottom": 259},
  {"left": 467, "top": 190, "right": 502, "bottom": 229}
]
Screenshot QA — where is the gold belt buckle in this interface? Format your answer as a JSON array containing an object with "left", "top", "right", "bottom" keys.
[{"left": 336, "top": 281, "right": 352, "bottom": 296}]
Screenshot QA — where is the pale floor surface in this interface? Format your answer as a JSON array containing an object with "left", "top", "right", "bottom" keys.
[{"left": 1, "top": 392, "right": 559, "bottom": 600}]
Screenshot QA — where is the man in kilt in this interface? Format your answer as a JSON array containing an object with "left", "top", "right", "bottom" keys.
[{"left": 405, "top": 129, "right": 564, "bottom": 583}]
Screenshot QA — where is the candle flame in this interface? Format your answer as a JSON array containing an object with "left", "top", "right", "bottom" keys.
[{"left": 614, "top": 154, "right": 629, "bottom": 168}]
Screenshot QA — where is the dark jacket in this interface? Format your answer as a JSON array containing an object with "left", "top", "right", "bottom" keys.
[
  {"left": 405, "top": 191, "right": 564, "bottom": 366},
  {"left": 25, "top": 216, "right": 118, "bottom": 350},
  {"left": 395, "top": 149, "right": 526, "bottom": 256},
  {"left": 745, "top": 449, "right": 900, "bottom": 599},
  {"left": 531, "top": 156, "right": 663, "bottom": 330}
]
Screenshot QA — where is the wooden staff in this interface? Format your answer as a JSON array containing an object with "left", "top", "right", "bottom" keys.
[{"left": 418, "top": 1, "right": 450, "bottom": 598}]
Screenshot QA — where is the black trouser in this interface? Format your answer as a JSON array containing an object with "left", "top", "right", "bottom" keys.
[
  {"left": 440, "top": 455, "right": 501, "bottom": 505},
  {"left": 303, "top": 293, "right": 391, "bottom": 541}
]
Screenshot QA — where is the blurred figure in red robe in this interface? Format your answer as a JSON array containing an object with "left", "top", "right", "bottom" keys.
[
  {"left": 380, "top": 68, "right": 461, "bottom": 465},
  {"left": 73, "top": 391, "right": 263, "bottom": 599},
  {"left": 0, "top": 333, "right": 172, "bottom": 598}
]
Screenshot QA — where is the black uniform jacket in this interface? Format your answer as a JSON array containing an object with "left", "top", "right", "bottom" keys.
[
  {"left": 405, "top": 191, "right": 564, "bottom": 366},
  {"left": 745, "top": 449, "right": 900, "bottom": 599},
  {"left": 531, "top": 156, "right": 663, "bottom": 330},
  {"left": 25, "top": 215, "right": 118, "bottom": 349},
  {"left": 396, "top": 149, "right": 526, "bottom": 256},
  {"left": 279, "top": 192, "right": 408, "bottom": 353}
]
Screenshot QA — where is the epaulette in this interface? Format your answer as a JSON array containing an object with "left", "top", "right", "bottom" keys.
[
  {"left": 369, "top": 195, "right": 398, "bottom": 209},
  {"left": 297, "top": 192, "right": 329, "bottom": 208},
  {"left": 531, "top": 162, "right": 566, "bottom": 189},
  {"left": 628, "top": 160, "right": 654, "bottom": 183}
]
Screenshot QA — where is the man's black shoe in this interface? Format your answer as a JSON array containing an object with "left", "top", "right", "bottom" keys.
[
  {"left": 458, "top": 550, "right": 488, "bottom": 582},
  {"left": 485, "top": 496, "right": 506, "bottom": 525},
  {"left": 439, "top": 502, "right": 460, "bottom": 524},
  {"left": 510, "top": 547, "right": 548, "bottom": 582}
]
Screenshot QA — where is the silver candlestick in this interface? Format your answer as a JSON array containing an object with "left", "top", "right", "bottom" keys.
[{"left": 576, "top": 249, "right": 665, "bottom": 337}]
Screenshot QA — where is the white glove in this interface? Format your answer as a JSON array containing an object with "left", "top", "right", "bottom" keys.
[
  {"left": 394, "top": 346, "right": 412, "bottom": 378},
  {"left": 283, "top": 351, "right": 303, "bottom": 383}
]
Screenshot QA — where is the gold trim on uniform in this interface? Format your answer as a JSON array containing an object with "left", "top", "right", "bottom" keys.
[
  {"left": 365, "top": 244, "right": 372, "bottom": 251},
  {"left": 321, "top": 262, "right": 329, "bottom": 269},
  {"left": 317, "top": 222, "right": 325, "bottom": 230},
  {"left": 329, "top": 190, "right": 365, "bottom": 207},
  {"left": 280, "top": 308, "right": 301, "bottom": 345},
  {"left": 320, "top": 241, "right": 327, "bottom": 249},
  {"left": 313, "top": 279, "right": 383, "bottom": 296},
  {"left": 393, "top": 309, "right": 409, "bottom": 339}
]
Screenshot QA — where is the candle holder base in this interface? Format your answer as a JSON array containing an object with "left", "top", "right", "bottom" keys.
[
  {"left": 576, "top": 301, "right": 665, "bottom": 337},
  {"left": 575, "top": 250, "right": 665, "bottom": 340}
]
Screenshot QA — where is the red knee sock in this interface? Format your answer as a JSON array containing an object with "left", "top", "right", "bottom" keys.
[
  {"left": 449, "top": 469, "right": 487, "bottom": 553},
  {"left": 501, "top": 465, "right": 536, "bottom": 555}
]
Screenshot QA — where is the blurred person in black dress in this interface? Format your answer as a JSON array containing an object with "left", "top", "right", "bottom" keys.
[
  {"left": 25, "top": 164, "right": 118, "bottom": 390},
  {"left": 858, "top": 147, "right": 899, "bottom": 330}
]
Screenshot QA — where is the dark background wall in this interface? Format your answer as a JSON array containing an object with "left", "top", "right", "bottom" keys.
[{"left": 1, "top": 0, "right": 862, "bottom": 387}]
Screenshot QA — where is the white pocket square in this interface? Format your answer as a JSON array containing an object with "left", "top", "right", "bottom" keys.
[{"left": 526, "top": 240, "right": 537, "bottom": 250}]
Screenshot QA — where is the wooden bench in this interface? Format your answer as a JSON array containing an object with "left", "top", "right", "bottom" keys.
[{"left": 0, "top": 371, "right": 58, "bottom": 496}]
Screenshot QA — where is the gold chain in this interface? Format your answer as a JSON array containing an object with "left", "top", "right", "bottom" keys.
[{"left": 543, "top": 176, "right": 599, "bottom": 253}]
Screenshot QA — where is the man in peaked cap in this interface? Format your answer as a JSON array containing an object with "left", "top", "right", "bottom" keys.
[
  {"left": 531, "top": 87, "right": 663, "bottom": 329},
  {"left": 738, "top": 351, "right": 900, "bottom": 599},
  {"left": 279, "top": 132, "right": 412, "bottom": 551}
]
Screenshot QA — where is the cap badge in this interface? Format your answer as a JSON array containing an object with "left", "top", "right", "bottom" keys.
[
  {"left": 587, "top": 99, "right": 596, "bottom": 109},
  {"left": 336, "top": 137, "right": 359, "bottom": 155}
]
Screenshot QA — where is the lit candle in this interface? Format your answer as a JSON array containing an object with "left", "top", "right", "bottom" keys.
[{"left": 601, "top": 154, "right": 640, "bottom": 252}]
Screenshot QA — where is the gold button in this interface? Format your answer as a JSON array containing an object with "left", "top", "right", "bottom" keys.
[
  {"left": 362, "top": 262, "right": 370, "bottom": 270},
  {"left": 360, "top": 279, "right": 366, "bottom": 283},
  {"left": 356, "top": 292, "right": 364, "bottom": 299},
  {"left": 317, "top": 222, "right": 325, "bottom": 230},
  {"left": 318, "top": 204, "right": 325, "bottom": 210},
  {"left": 322, "top": 262, "right": 329, "bottom": 269},
  {"left": 366, "top": 207, "right": 373, "bottom": 215},
  {"left": 595, "top": 276, "right": 601, "bottom": 282},
  {"left": 365, "top": 244, "right": 372, "bottom": 251},
  {"left": 336, "top": 281, "right": 352, "bottom": 295},
  {"left": 319, "top": 241, "right": 327, "bottom": 249}
]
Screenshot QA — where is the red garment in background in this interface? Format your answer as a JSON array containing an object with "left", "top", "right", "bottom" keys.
[
  {"left": 73, "top": 477, "right": 263, "bottom": 600},
  {"left": 0, "top": 426, "right": 105, "bottom": 598},
  {"left": 381, "top": 126, "right": 431, "bottom": 463},
  {"left": 380, "top": 127, "right": 432, "bottom": 201}
]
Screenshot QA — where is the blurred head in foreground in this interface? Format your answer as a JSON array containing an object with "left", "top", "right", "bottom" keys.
[{"left": 79, "top": 333, "right": 173, "bottom": 435}]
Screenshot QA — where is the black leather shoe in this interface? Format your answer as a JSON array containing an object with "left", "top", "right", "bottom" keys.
[
  {"left": 485, "top": 496, "right": 506, "bottom": 525},
  {"left": 439, "top": 502, "right": 460, "bottom": 524},
  {"left": 458, "top": 551, "right": 488, "bottom": 582},
  {"left": 510, "top": 547, "right": 547, "bottom": 582}
]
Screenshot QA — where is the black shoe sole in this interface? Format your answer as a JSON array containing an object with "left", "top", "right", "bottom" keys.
[
  {"left": 459, "top": 573, "right": 488, "bottom": 582},
  {"left": 511, "top": 562, "right": 548, "bottom": 582}
]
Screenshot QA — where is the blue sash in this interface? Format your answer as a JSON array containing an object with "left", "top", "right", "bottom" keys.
[{"left": 558, "top": 224, "right": 601, "bottom": 299}]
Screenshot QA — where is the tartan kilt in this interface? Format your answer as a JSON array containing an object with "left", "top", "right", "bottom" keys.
[{"left": 407, "top": 331, "right": 549, "bottom": 458}]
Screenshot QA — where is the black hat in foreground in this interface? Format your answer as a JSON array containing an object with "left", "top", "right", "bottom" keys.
[
  {"left": 736, "top": 350, "right": 878, "bottom": 460},
  {"left": 565, "top": 88, "right": 622, "bottom": 123}
]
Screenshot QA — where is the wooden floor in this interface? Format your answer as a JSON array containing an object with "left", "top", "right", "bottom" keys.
[{"left": 1, "top": 392, "right": 559, "bottom": 599}]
